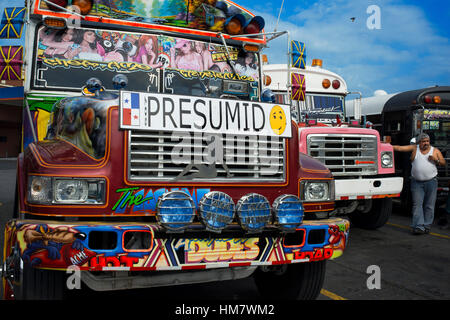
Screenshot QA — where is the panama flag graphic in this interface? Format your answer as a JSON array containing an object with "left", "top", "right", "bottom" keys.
[{"left": 122, "top": 92, "right": 140, "bottom": 126}]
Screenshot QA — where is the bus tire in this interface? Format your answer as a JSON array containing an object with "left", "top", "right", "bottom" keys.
[
  {"left": 253, "top": 260, "right": 326, "bottom": 300},
  {"left": 17, "top": 265, "right": 65, "bottom": 300},
  {"left": 349, "top": 198, "right": 392, "bottom": 229}
]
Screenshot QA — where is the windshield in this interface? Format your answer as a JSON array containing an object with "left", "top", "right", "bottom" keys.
[
  {"left": 33, "top": 26, "right": 260, "bottom": 100},
  {"left": 421, "top": 108, "right": 450, "bottom": 158},
  {"left": 274, "top": 93, "right": 344, "bottom": 123},
  {"left": 423, "top": 119, "right": 450, "bottom": 156}
]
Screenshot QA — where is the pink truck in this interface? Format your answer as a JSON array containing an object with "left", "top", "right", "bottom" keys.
[{"left": 263, "top": 61, "right": 403, "bottom": 229}]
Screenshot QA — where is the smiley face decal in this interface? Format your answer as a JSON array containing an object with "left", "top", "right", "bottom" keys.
[{"left": 269, "top": 105, "right": 287, "bottom": 135}]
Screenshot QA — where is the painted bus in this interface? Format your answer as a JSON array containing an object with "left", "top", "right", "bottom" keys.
[
  {"left": 349, "top": 87, "right": 449, "bottom": 213},
  {"left": 1, "top": 0, "right": 349, "bottom": 300}
]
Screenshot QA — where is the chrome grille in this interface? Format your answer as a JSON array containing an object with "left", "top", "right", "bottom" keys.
[
  {"left": 307, "top": 134, "right": 378, "bottom": 177},
  {"left": 128, "top": 130, "right": 285, "bottom": 182}
]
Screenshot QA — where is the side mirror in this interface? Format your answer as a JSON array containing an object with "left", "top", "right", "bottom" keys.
[
  {"left": 112, "top": 74, "right": 128, "bottom": 90},
  {"left": 84, "top": 77, "right": 103, "bottom": 96}
]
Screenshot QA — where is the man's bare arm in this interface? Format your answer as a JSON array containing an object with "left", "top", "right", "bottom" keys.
[{"left": 392, "top": 145, "right": 415, "bottom": 152}]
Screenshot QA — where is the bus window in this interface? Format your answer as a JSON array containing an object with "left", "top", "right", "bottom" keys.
[
  {"left": 34, "top": 26, "right": 161, "bottom": 92},
  {"left": 424, "top": 120, "right": 450, "bottom": 151},
  {"left": 162, "top": 38, "right": 259, "bottom": 100},
  {"left": 312, "top": 95, "right": 343, "bottom": 112},
  {"left": 34, "top": 26, "right": 260, "bottom": 100}
]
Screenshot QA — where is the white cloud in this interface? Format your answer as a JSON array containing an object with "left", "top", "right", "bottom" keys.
[{"left": 249, "top": 0, "right": 450, "bottom": 97}]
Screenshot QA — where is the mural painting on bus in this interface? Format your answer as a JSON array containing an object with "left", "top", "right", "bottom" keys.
[
  {"left": 4, "top": 219, "right": 349, "bottom": 272},
  {"left": 43, "top": 96, "right": 110, "bottom": 159},
  {"left": 39, "top": 0, "right": 254, "bottom": 35},
  {"left": 11, "top": 222, "right": 96, "bottom": 268},
  {"left": 284, "top": 221, "right": 349, "bottom": 261},
  {"left": 36, "top": 27, "right": 258, "bottom": 80},
  {"left": 37, "top": 27, "right": 163, "bottom": 71}
]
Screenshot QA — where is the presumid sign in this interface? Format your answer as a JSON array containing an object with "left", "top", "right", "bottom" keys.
[{"left": 120, "top": 91, "right": 292, "bottom": 138}]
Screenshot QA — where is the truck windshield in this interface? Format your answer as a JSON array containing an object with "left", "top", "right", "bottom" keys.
[
  {"left": 423, "top": 119, "right": 450, "bottom": 154},
  {"left": 33, "top": 25, "right": 260, "bottom": 100},
  {"left": 278, "top": 93, "right": 344, "bottom": 123}
]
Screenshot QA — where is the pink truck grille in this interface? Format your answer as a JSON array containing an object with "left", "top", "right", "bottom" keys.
[{"left": 307, "top": 134, "right": 378, "bottom": 177}]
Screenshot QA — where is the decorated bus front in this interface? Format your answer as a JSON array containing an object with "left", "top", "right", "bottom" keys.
[{"left": 2, "top": 0, "right": 350, "bottom": 300}]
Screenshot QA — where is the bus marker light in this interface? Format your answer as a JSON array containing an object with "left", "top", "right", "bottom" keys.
[
  {"left": 263, "top": 74, "right": 272, "bottom": 86},
  {"left": 332, "top": 80, "right": 340, "bottom": 89},
  {"left": 225, "top": 14, "right": 245, "bottom": 35},
  {"left": 43, "top": 17, "right": 66, "bottom": 29},
  {"left": 243, "top": 44, "right": 260, "bottom": 52},
  {"left": 433, "top": 96, "right": 441, "bottom": 104},
  {"left": 312, "top": 59, "right": 323, "bottom": 67},
  {"left": 72, "top": 0, "right": 93, "bottom": 15},
  {"left": 322, "top": 79, "right": 331, "bottom": 89},
  {"left": 349, "top": 120, "right": 360, "bottom": 126},
  {"left": 244, "top": 16, "right": 265, "bottom": 34}
]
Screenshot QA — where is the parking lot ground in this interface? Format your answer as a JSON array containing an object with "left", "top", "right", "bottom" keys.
[{"left": 319, "top": 213, "right": 450, "bottom": 300}]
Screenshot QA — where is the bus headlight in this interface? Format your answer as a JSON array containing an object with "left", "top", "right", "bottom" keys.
[
  {"left": 236, "top": 193, "right": 271, "bottom": 233},
  {"left": 28, "top": 176, "right": 105, "bottom": 205},
  {"left": 272, "top": 194, "right": 304, "bottom": 231},
  {"left": 198, "top": 191, "right": 235, "bottom": 233},
  {"left": 300, "top": 180, "right": 332, "bottom": 202},
  {"left": 156, "top": 191, "right": 195, "bottom": 232},
  {"left": 381, "top": 152, "right": 393, "bottom": 168}
]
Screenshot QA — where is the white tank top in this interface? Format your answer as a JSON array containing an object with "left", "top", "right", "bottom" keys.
[{"left": 411, "top": 145, "right": 437, "bottom": 181}]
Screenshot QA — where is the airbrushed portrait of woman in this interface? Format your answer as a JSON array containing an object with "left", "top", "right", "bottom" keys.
[
  {"left": 134, "top": 35, "right": 163, "bottom": 68},
  {"left": 170, "top": 39, "right": 204, "bottom": 71},
  {"left": 73, "top": 29, "right": 104, "bottom": 62},
  {"left": 39, "top": 27, "right": 81, "bottom": 60},
  {"left": 194, "top": 42, "right": 214, "bottom": 71},
  {"left": 234, "top": 51, "right": 259, "bottom": 80}
]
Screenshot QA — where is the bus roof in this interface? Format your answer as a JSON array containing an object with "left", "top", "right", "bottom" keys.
[
  {"left": 262, "top": 63, "right": 348, "bottom": 95},
  {"left": 32, "top": 0, "right": 266, "bottom": 45},
  {"left": 352, "top": 86, "right": 450, "bottom": 117}
]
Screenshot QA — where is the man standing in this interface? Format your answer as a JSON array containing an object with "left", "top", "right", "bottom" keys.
[{"left": 393, "top": 133, "right": 446, "bottom": 235}]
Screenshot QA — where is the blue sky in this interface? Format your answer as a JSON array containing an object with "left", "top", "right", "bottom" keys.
[
  {"left": 1, "top": 0, "right": 449, "bottom": 98},
  {"left": 244, "top": 0, "right": 450, "bottom": 98}
]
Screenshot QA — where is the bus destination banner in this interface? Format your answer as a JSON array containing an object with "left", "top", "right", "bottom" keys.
[{"left": 119, "top": 91, "right": 292, "bottom": 138}]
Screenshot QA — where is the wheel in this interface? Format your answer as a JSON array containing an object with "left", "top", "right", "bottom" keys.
[
  {"left": 14, "top": 262, "right": 66, "bottom": 300},
  {"left": 253, "top": 260, "right": 327, "bottom": 300},
  {"left": 348, "top": 198, "right": 392, "bottom": 230}
]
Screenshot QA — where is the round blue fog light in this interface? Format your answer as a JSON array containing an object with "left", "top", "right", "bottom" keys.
[
  {"left": 236, "top": 193, "right": 271, "bottom": 233},
  {"left": 272, "top": 194, "right": 304, "bottom": 231},
  {"left": 198, "top": 191, "right": 235, "bottom": 233},
  {"left": 156, "top": 191, "right": 195, "bottom": 232}
]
